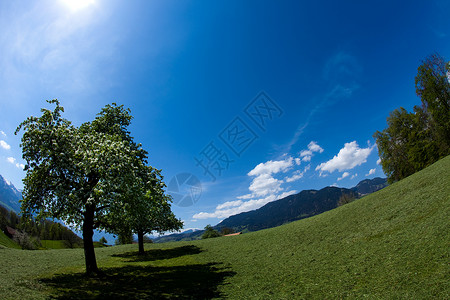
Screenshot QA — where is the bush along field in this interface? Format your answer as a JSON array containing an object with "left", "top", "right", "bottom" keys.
[{"left": 0, "top": 155, "right": 449, "bottom": 299}]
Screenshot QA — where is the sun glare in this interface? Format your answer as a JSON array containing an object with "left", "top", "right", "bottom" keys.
[{"left": 61, "top": 0, "right": 95, "bottom": 12}]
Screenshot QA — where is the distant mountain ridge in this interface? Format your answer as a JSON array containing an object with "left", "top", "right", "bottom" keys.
[
  {"left": 154, "top": 177, "right": 388, "bottom": 243},
  {"left": 351, "top": 177, "right": 388, "bottom": 196},
  {"left": 215, "top": 186, "right": 355, "bottom": 232},
  {"left": 0, "top": 175, "right": 22, "bottom": 213}
]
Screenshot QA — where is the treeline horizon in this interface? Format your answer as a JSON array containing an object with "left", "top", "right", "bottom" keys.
[{"left": 0, "top": 204, "right": 82, "bottom": 249}]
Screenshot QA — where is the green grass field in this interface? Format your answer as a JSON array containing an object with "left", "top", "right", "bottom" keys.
[
  {"left": 40, "top": 240, "right": 103, "bottom": 249},
  {"left": 40, "top": 240, "right": 67, "bottom": 249},
  {"left": 0, "top": 156, "right": 449, "bottom": 299}
]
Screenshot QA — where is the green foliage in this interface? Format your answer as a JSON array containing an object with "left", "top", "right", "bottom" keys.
[
  {"left": 0, "top": 203, "right": 82, "bottom": 249},
  {"left": 105, "top": 166, "right": 183, "bottom": 253},
  {"left": 108, "top": 167, "right": 183, "bottom": 242},
  {"left": 201, "top": 225, "right": 221, "bottom": 239},
  {"left": 12, "top": 230, "right": 39, "bottom": 250},
  {"left": 0, "top": 205, "right": 9, "bottom": 232},
  {"left": 0, "top": 156, "right": 448, "bottom": 299},
  {"left": 99, "top": 237, "right": 107, "bottom": 245},
  {"left": 220, "top": 227, "right": 234, "bottom": 235},
  {"left": 115, "top": 231, "right": 133, "bottom": 245},
  {"left": 16, "top": 100, "right": 147, "bottom": 228},
  {"left": 142, "top": 235, "right": 153, "bottom": 244},
  {"left": 415, "top": 53, "right": 450, "bottom": 155},
  {"left": 15, "top": 100, "right": 155, "bottom": 274},
  {"left": 374, "top": 53, "right": 450, "bottom": 183},
  {"left": 337, "top": 193, "right": 356, "bottom": 206}
]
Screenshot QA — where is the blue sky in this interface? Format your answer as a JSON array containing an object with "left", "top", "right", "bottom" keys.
[{"left": 0, "top": 0, "right": 449, "bottom": 232}]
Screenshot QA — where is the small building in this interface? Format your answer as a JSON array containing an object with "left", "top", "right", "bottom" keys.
[{"left": 224, "top": 232, "right": 242, "bottom": 237}]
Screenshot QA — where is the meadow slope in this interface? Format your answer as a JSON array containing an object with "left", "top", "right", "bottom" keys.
[{"left": 0, "top": 155, "right": 449, "bottom": 299}]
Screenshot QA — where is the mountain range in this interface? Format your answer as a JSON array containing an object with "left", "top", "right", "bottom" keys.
[
  {"left": 0, "top": 175, "right": 22, "bottom": 213},
  {"left": 0, "top": 173, "right": 388, "bottom": 244},
  {"left": 154, "top": 177, "right": 388, "bottom": 242}
]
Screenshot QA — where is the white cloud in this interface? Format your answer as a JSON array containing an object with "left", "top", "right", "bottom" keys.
[
  {"left": 366, "top": 168, "right": 376, "bottom": 176},
  {"left": 248, "top": 158, "right": 293, "bottom": 177},
  {"left": 316, "top": 141, "right": 374, "bottom": 174},
  {"left": 249, "top": 173, "right": 283, "bottom": 196},
  {"left": 307, "top": 141, "right": 324, "bottom": 153},
  {"left": 299, "top": 141, "right": 323, "bottom": 162},
  {"left": 193, "top": 149, "right": 317, "bottom": 221},
  {"left": 337, "top": 172, "right": 350, "bottom": 181},
  {"left": 236, "top": 194, "right": 253, "bottom": 200},
  {"left": 351, "top": 173, "right": 358, "bottom": 179},
  {"left": 6, "top": 156, "right": 24, "bottom": 169},
  {"left": 193, "top": 195, "right": 277, "bottom": 220},
  {"left": 0, "top": 140, "right": 11, "bottom": 150},
  {"left": 245, "top": 157, "right": 295, "bottom": 197},
  {"left": 377, "top": 158, "right": 381, "bottom": 165},
  {"left": 301, "top": 154, "right": 312, "bottom": 162},
  {"left": 216, "top": 200, "right": 243, "bottom": 210},
  {"left": 192, "top": 212, "right": 217, "bottom": 220},
  {"left": 0, "top": 131, "right": 6, "bottom": 137},
  {"left": 303, "top": 164, "right": 311, "bottom": 172},
  {"left": 285, "top": 170, "right": 304, "bottom": 183},
  {"left": 300, "top": 149, "right": 312, "bottom": 157},
  {"left": 285, "top": 165, "right": 310, "bottom": 183}
]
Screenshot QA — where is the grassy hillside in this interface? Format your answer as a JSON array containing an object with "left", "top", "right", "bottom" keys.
[
  {"left": 195, "top": 155, "right": 449, "bottom": 299},
  {"left": 0, "top": 230, "right": 20, "bottom": 249},
  {"left": 0, "top": 156, "right": 448, "bottom": 299}
]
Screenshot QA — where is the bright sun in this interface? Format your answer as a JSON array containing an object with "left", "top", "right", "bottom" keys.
[{"left": 61, "top": 0, "right": 95, "bottom": 12}]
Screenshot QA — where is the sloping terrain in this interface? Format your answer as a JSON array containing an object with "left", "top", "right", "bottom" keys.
[
  {"left": 0, "top": 157, "right": 448, "bottom": 299},
  {"left": 192, "top": 155, "right": 449, "bottom": 298}
]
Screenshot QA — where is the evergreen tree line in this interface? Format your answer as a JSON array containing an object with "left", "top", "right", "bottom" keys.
[
  {"left": 0, "top": 204, "right": 82, "bottom": 249},
  {"left": 374, "top": 53, "right": 450, "bottom": 183}
]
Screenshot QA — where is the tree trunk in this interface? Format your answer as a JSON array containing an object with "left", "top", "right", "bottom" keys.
[
  {"left": 138, "top": 230, "right": 145, "bottom": 255},
  {"left": 83, "top": 204, "right": 99, "bottom": 275}
]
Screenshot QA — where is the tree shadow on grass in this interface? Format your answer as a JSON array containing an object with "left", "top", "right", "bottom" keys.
[
  {"left": 41, "top": 262, "right": 235, "bottom": 299},
  {"left": 112, "top": 245, "right": 203, "bottom": 262}
]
